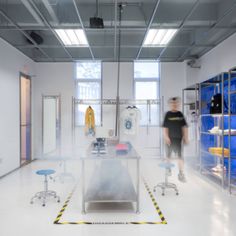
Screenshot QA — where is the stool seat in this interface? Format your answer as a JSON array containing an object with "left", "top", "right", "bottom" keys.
[
  {"left": 159, "top": 162, "right": 175, "bottom": 169},
  {"left": 36, "top": 169, "right": 55, "bottom": 176}
]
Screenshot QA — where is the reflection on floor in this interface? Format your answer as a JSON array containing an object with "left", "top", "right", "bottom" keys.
[{"left": 0, "top": 158, "right": 236, "bottom": 236}]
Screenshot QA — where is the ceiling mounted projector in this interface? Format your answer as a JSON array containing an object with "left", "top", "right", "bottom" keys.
[
  {"left": 90, "top": 0, "right": 104, "bottom": 28},
  {"left": 90, "top": 17, "right": 104, "bottom": 28},
  {"left": 26, "top": 31, "right": 43, "bottom": 45}
]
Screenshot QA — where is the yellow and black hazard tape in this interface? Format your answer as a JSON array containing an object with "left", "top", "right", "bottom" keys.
[
  {"left": 54, "top": 180, "right": 167, "bottom": 225},
  {"left": 54, "top": 186, "right": 76, "bottom": 224},
  {"left": 143, "top": 179, "right": 167, "bottom": 224}
]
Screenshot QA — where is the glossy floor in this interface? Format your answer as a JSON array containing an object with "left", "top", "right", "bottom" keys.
[{"left": 0, "top": 159, "right": 236, "bottom": 236}]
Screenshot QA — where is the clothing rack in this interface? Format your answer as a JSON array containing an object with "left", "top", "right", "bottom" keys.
[
  {"left": 73, "top": 98, "right": 160, "bottom": 105},
  {"left": 72, "top": 97, "right": 163, "bottom": 158}
]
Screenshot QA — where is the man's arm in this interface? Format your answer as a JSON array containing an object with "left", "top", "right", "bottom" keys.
[{"left": 182, "top": 126, "right": 189, "bottom": 144}]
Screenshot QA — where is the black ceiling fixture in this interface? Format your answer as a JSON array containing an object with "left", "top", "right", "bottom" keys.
[
  {"left": 26, "top": 31, "right": 43, "bottom": 45},
  {"left": 89, "top": 0, "right": 104, "bottom": 28}
]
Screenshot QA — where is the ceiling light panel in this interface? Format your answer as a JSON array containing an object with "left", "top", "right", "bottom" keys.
[
  {"left": 144, "top": 29, "right": 178, "bottom": 46},
  {"left": 55, "top": 29, "right": 88, "bottom": 47}
]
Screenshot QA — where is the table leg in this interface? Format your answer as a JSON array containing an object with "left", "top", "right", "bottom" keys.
[
  {"left": 82, "top": 159, "right": 85, "bottom": 214},
  {"left": 136, "top": 158, "right": 140, "bottom": 214}
]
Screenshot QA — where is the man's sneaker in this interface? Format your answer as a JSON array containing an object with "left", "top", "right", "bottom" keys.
[
  {"left": 178, "top": 172, "right": 187, "bottom": 183},
  {"left": 167, "top": 168, "right": 172, "bottom": 176}
]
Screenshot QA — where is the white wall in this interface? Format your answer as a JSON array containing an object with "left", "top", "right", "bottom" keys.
[
  {"left": 34, "top": 63, "right": 74, "bottom": 158},
  {"left": 186, "top": 32, "right": 236, "bottom": 86},
  {"left": 0, "top": 38, "right": 35, "bottom": 177}
]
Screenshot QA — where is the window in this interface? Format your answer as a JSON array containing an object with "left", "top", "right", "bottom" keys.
[
  {"left": 134, "top": 61, "right": 160, "bottom": 125},
  {"left": 75, "top": 61, "right": 102, "bottom": 126}
]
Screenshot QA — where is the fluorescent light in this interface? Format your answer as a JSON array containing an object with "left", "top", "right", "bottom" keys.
[
  {"left": 74, "top": 29, "right": 88, "bottom": 45},
  {"left": 65, "top": 29, "right": 78, "bottom": 45},
  {"left": 161, "top": 29, "right": 177, "bottom": 45},
  {"left": 55, "top": 29, "right": 72, "bottom": 45},
  {"left": 152, "top": 29, "right": 166, "bottom": 45},
  {"left": 144, "top": 29, "right": 178, "bottom": 46},
  {"left": 55, "top": 29, "right": 89, "bottom": 47},
  {"left": 143, "top": 29, "right": 157, "bottom": 45}
]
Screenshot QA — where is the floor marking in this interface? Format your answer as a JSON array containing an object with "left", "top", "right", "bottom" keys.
[{"left": 54, "top": 179, "right": 167, "bottom": 225}]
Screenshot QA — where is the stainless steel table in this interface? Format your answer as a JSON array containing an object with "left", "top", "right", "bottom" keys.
[{"left": 81, "top": 143, "right": 140, "bottom": 214}]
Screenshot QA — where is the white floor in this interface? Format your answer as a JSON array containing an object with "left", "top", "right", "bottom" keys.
[{"left": 0, "top": 158, "right": 236, "bottom": 236}]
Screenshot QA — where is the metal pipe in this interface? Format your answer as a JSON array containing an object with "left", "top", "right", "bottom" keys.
[
  {"left": 228, "top": 68, "right": 236, "bottom": 193},
  {"left": 158, "top": 0, "right": 200, "bottom": 60},
  {"left": 115, "top": 3, "right": 123, "bottom": 138},
  {"left": 199, "top": 84, "right": 202, "bottom": 173},
  {"left": 195, "top": 84, "right": 199, "bottom": 156},
  {"left": 42, "top": 94, "right": 44, "bottom": 157},
  {"left": 0, "top": 9, "right": 51, "bottom": 60},
  {"left": 72, "top": 0, "right": 95, "bottom": 60},
  {"left": 95, "top": 0, "right": 99, "bottom": 17},
  {"left": 161, "top": 95, "right": 164, "bottom": 157},
  {"left": 27, "top": 0, "right": 74, "bottom": 60},
  {"left": 16, "top": 44, "right": 216, "bottom": 49},
  {"left": 146, "top": 100, "right": 149, "bottom": 135},
  {"left": 221, "top": 73, "right": 224, "bottom": 188},
  {"left": 58, "top": 94, "right": 62, "bottom": 157},
  {"left": 1, "top": 25, "right": 236, "bottom": 31},
  {"left": 114, "top": 0, "right": 118, "bottom": 60},
  {"left": 72, "top": 97, "right": 75, "bottom": 148},
  {"left": 136, "top": 158, "right": 140, "bottom": 213},
  {"left": 178, "top": 1, "right": 236, "bottom": 61},
  {"left": 135, "top": 0, "right": 161, "bottom": 59}
]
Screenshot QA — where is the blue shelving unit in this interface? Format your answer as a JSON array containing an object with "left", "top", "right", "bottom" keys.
[
  {"left": 199, "top": 72, "right": 236, "bottom": 188},
  {"left": 228, "top": 68, "right": 236, "bottom": 193}
]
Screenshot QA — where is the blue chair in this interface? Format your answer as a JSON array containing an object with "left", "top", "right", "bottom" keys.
[
  {"left": 153, "top": 162, "right": 179, "bottom": 196},
  {"left": 30, "top": 169, "right": 60, "bottom": 206}
]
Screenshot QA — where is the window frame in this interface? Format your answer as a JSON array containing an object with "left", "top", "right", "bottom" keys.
[
  {"left": 75, "top": 61, "right": 103, "bottom": 127},
  {"left": 133, "top": 61, "right": 160, "bottom": 126}
]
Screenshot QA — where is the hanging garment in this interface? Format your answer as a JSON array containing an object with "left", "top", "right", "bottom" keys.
[
  {"left": 120, "top": 106, "right": 141, "bottom": 135},
  {"left": 85, "top": 106, "right": 95, "bottom": 136}
]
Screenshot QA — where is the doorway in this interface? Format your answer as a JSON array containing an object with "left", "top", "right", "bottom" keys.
[
  {"left": 42, "top": 95, "right": 61, "bottom": 157},
  {"left": 20, "top": 73, "right": 31, "bottom": 165}
]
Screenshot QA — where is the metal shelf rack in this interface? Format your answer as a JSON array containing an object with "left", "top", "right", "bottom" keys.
[
  {"left": 228, "top": 67, "right": 236, "bottom": 194},
  {"left": 199, "top": 73, "right": 229, "bottom": 188},
  {"left": 182, "top": 84, "right": 199, "bottom": 169}
]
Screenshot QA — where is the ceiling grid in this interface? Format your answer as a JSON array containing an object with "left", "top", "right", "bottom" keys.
[{"left": 0, "top": 0, "right": 235, "bottom": 62}]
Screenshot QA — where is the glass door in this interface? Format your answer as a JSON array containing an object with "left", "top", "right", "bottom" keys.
[{"left": 20, "top": 73, "right": 31, "bottom": 165}]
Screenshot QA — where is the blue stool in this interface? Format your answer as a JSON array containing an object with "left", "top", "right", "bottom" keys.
[
  {"left": 30, "top": 169, "right": 60, "bottom": 206},
  {"left": 153, "top": 162, "right": 179, "bottom": 196}
]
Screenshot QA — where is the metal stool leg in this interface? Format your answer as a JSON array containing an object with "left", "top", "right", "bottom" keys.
[
  {"left": 153, "top": 167, "right": 179, "bottom": 196},
  {"left": 30, "top": 174, "right": 60, "bottom": 206}
]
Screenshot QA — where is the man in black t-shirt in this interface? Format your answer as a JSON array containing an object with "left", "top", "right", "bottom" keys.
[{"left": 163, "top": 97, "right": 188, "bottom": 182}]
